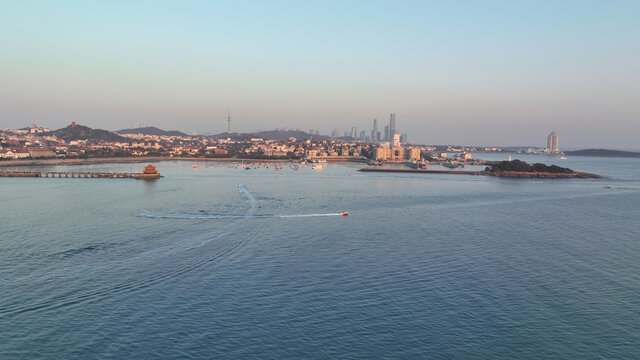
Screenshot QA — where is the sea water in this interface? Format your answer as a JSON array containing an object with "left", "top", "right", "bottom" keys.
[{"left": 1, "top": 155, "right": 639, "bottom": 359}]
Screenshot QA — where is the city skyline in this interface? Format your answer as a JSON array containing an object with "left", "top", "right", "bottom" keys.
[{"left": 1, "top": 1, "right": 639, "bottom": 149}]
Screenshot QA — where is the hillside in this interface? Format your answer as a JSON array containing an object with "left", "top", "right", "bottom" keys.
[
  {"left": 565, "top": 149, "right": 640, "bottom": 158},
  {"left": 254, "top": 130, "right": 330, "bottom": 141},
  {"left": 116, "top": 126, "right": 187, "bottom": 137},
  {"left": 54, "top": 125, "right": 128, "bottom": 143}
]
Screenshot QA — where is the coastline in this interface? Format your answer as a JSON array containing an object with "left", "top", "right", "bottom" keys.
[{"left": 0, "top": 156, "right": 313, "bottom": 167}]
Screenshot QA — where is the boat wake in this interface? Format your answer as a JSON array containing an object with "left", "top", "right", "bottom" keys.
[
  {"left": 0, "top": 185, "right": 348, "bottom": 318},
  {"left": 141, "top": 184, "right": 347, "bottom": 220},
  {"left": 0, "top": 185, "right": 263, "bottom": 318},
  {"left": 139, "top": 211, "right": 345, "bottom": 219}
]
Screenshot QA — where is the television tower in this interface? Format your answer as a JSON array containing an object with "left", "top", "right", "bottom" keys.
[{"left": 227, "top": 110, "right": 231, "bottom": 133}]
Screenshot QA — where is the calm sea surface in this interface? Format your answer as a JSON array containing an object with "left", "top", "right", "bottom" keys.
[{"left": 1, "top": 154, "right": 639, "bottom": 359}]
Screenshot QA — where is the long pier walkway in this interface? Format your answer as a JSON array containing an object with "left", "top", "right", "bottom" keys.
[{"left": 0, "top": 171, "right": 138, "bottom": 178}]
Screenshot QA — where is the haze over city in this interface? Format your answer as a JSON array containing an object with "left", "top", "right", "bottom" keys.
[{"left": 1, "top": 1, "right": 638, "bottom": 148}]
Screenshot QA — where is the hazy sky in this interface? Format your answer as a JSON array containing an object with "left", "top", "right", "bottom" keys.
[{"left": 1, "top": 1, "right": 638, "bottom": 148}]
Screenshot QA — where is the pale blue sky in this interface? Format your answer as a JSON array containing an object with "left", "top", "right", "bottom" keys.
[{"left": 1, "top": 0, "right": 638, "bottom": 148}]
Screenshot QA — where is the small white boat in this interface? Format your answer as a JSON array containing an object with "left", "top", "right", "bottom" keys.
[{"left": 312, "top": 165, "right": 324, "bottom": 170}]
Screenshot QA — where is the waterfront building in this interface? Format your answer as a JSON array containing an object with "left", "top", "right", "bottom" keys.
[
  {"left": 392, "top": 133, "right": 400, "bottom": 147},
  {"left": 27, "top": 147, "right": 56, "bottom": 158},
  {"left": 0, "top": 147, "right": 30, "bottom": 159},
  {"left": 547, "top": 131, "right": 559, "bottom": 153},
  {"left": 374, "top": 146, "right": 420, "bottom": 161},
  {"left": 406, "top": 148, "right": 420, "bottom": 161}
]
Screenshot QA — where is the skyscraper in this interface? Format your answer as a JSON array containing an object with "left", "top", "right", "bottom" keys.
[
  {"left": 372, "top": 118, "right": 378, "bottom": 142},
  {"left": 389, "top": 113, "right": 397, "bottom": 138},
  {"left": 384, "top": 125, "right": 389, "bottom": 141},
  {"left": 547, "top": 131, "right": 559, "bottom": 153}
]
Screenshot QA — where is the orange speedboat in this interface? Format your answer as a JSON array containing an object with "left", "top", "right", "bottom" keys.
[{"left": 339, "top": 212, "right": 349, "bottom": 216}]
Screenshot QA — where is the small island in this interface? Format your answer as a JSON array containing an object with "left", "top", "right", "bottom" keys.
[
  {"left": 485, "top": 160, "right": 600, "bottom": 178},
  {"left": 360, "top": 159, "right": 601, "bottom": 178}
]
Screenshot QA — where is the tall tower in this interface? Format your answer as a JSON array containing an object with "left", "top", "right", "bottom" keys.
[
  {"left": 547, "top": 131, "right": 559, "bottom": 153},
  {"left": 227, "top": 110, "right": 231, "bottom": 133},
  {"left": 389, "top": 113, "right": 397, "bottom": 138},
  {"left": 372, "top": 118, "right": 378, "bottom": 142}
]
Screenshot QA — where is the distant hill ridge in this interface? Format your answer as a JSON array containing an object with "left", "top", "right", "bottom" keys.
[
  {"left": 55, "top": 125, "right": 128, "bottom": 143},
  {"left": 117, "top": 126, "right": 187, "bottom": 137},
  {"left": 210, "top": 130, "right": 330, "bottom": 141},
  {"left": 254, "top": 130, "right": 330, "bottom": 141},
  {"left": 565, "top": 149, "right": 640, "bottom": 157}
]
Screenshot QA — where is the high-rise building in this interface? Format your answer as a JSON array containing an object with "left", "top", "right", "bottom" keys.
[
  {"left": 331, "top": 128, "right": 339, "bottom": 138},
  {"left": 351, "top": 127, "right": 357, "bottom": 139},
  {"left": 389, "top": 113, "right": 397, "bottom": 137},
  {"left": 372, "top": 118, "right": 378, "bottom": 142},
  {"left": 359, "top": 130, "right": 366, "bottom": 141},
  {"left": 547, "top": 131, "right": 559, "bottom": 153},
  {"left": 384, "top": 125, "right": 389, "bottom": 141}
]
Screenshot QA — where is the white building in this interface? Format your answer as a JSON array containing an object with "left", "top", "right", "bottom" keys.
[{"left": 547, "top": 132, "right": 559, "bottom": 153}]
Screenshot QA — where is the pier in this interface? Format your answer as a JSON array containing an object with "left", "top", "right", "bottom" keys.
[
  {"left": 0, "top": 164, "right": 162, "bottom": 179},
  {"left": 0, "top": 171, "right": 139, "bottom": 178}
]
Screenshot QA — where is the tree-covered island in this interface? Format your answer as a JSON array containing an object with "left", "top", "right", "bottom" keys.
[{"left": 485, "top": 159, "right": 600, "bottom": 178}]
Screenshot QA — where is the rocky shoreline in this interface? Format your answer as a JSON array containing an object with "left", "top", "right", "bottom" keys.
[
  {"left": 485, "top": 171, "right": 601, "bottom": 179},
  {"left": 359, "top": 168, "right": 601, "bottom": 179}
]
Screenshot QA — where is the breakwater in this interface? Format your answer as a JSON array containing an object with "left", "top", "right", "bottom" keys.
[
  {"left": 358, "top": 168, "right": 601, "bottom": 178},
  {"left": 359, "top": 168, "right": 483, "bottom": 175}
]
